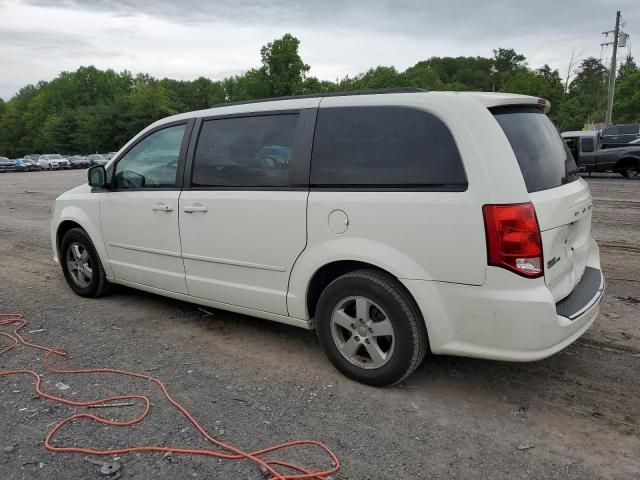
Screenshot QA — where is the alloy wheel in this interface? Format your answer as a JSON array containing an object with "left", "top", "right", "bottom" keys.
[
  {"left": 66, "top": 242, "right": 93, "bottom": 288},
  {"left": 330, "top": 296, "right": 395, "bottom": 369}
]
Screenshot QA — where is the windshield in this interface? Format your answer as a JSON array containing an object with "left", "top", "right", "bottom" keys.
[{"left": 493, "top": 107, "right": 578, "bottom": 193}]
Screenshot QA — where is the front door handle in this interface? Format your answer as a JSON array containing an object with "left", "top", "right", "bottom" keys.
[
  {"left": 152, "top": 203, "right": 173, "bottom": 212},
  {"left": 183, "top": 204, "right": 208, "bottom": 213}
]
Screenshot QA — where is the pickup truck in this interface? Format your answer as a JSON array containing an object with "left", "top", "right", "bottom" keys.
[
  {"left": 600, "top": 123, "right": 640, "bottom": 145},
  {"left": 562, "top": 130, "right": 640, "bottom": 178}
]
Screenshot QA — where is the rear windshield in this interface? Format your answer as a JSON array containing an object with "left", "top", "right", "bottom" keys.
[{"left": 493, "top": 107, "right": 578, "bottom": 193}]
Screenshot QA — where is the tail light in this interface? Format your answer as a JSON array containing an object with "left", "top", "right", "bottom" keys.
[{"left": 483, "top": 202, "right": 543, "bottom": 278}]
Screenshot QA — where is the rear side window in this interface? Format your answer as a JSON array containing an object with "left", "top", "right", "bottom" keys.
[
  {"left": 192, "top": 114, "right": 298, "bottom": 187},
  {"left": 310, "top": 106, "right": 466, "bottom": 189},
  {"left": 493, "top": 107, "right": 578, "bottom": 193},
  {"left": 580, "top": 137, "right": 595, "bottom": 153},
  {"left": 618, "top": 124, "right": 639, "bottom": 135}
]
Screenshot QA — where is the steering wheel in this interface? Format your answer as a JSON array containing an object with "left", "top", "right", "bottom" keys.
[{"left": 256, "top": 156, "right": 280, "bottom": 169}]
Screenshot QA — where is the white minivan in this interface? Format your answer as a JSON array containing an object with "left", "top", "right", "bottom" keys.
[{"left": 51, "top": 89, "right": 604, "bottom": 386}]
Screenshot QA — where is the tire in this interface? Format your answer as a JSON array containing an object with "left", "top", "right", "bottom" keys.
[
  {"left": 315, "top": 269, "right": 428, "bottom": 387},
  {"left": 60, "top": 228, "right": 111, "bottom": 297},
  {"left": 626, "top": 167, "right": 640, "bottom": 178}
]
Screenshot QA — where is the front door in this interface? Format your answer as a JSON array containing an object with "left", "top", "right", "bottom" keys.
[
  {"left": 179, "top": 111, "right": 314, "bottom": 315},
  {"left": 100, "top": 122, "right": 191, "bottom": 294}
]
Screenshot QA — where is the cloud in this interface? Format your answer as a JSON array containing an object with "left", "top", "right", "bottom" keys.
[{"left": 1, "top": 0, "right": 638, "bottom": 99}]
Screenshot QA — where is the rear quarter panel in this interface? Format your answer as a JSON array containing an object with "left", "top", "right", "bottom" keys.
[{"left": 287, "top": 93, "right": 531, "bottom": 320}]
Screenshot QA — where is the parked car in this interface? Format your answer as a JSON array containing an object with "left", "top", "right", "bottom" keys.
[
  {"left": 39, "top": 154, "right": 69, "bottom": 170},
  {"left": 562, "top": 130, "right": 640, "bottom": 177},
  {"left": 599, "top": 123, "right": 640, "bottom": 146},
  {"left": 14, "top": 158, "right": 31, "bottom": 172},
  {"left": 21, "top": 158, "right": 43, "bottom": 171},
  {"left": 51, "top": 90, "right": 604, "bottom": 386},
  {"left": 88, "top": 154, "right": 109, "bottom": 166},
  {"left": 0, "top": 156, "right": 17, "bottom": 172},
  {"left": 68, "top": 155, "right": 91, "bottom": 169}
]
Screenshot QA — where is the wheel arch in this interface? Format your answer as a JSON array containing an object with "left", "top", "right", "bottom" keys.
[
  {"left": 56, "top": 220, "right": 84, "bottom": 257},
  {"left": 288, "top": 237, "right": 438, "bottom": 321},
  {"left": 305, "top": 260, "right": 389, "bottom": 320},
  {"left": 54, "top": 206, "right": 112, "bottom": 277},
  {"left": 614, "top": 156, "right": 640, "bottom": 172}
]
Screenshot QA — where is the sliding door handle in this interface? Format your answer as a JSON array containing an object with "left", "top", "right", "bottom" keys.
[
  {"left": 151, "top": 203, "right": 173, "bottom": 212},
  {"left": 183, "top": 204, "right": 208, "bottom": 213}
]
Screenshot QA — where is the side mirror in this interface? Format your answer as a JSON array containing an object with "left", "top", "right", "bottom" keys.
[{"left": 88, "top": 165, "right": 107, "bottom": 188}]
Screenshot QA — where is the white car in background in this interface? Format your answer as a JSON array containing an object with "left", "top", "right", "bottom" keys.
[
  {"left": 51, "top": 89, "right": 604, "bottom": 386},
  {"left": 39, "top": 154, "right": 70, "bottom": 170}
]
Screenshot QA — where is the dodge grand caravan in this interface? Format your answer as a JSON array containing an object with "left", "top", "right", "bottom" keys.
[{"left": 51, "top": 89, "right": 604, "bottom": 386}]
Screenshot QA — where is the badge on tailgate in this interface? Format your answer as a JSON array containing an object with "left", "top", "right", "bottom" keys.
[{"left": 569, "top": 200, "right": 593, "bottom": 223}]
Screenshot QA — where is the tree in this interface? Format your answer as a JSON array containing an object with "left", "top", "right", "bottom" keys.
[
  {"left": 567, "top": 57, "right": 608, "bottom": 125},
  {"left": 613, "top": 60, "right": 640, "bottom": 123},
  {"left": 2, "top": 36, "right": 635, "bottom": 157},
  {"left": 617, "top": 55, "right": 638, "bottom": 84},
  {"left": 492, "top": 48, "right": 527, "bottom": 90},
  {"left": 259, "top": 34, "right": 310, "bottom": 97}
]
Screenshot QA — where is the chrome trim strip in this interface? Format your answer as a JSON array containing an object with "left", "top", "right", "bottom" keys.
[
  {"left": 108, "top": 242, "right": 286, "bottom": 272},
  {"left": 107, "top": 242, "right": 181, "bottom": 258},
  {"left": 568, "top": 272, "right": 605, "bottom": 320},
  {"left": 181, "top": 253, "right": 286, "bottom": 272}
]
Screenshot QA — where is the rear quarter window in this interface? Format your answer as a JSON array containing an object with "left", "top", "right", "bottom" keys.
[
  {"left": 310, "top": 106, "right": 467, "bottom": 189},
  {"left": 493, "top": 107, "right": 578, "bottom": 193}
]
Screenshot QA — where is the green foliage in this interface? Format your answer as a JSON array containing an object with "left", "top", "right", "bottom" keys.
[
  {"left": 1, "top": 34, "right": 638, "bottom": 157},
  {"left": 613, "top": 57, "right": 640, "bottom": 123},
  {"left": 259, "top": 33, "right": 310, "bottom": 97}
]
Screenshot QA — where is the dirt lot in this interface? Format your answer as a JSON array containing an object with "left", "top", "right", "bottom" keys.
[{"left": 1, "top": 170, "right": 639, "bottom": 480}]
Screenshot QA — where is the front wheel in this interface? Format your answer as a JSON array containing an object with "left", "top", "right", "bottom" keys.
[
  {"left": 60, "top": 228, "right": 111, "bottom": 297},
  {"left": 316, "top": 269, "right": 428, "bottom": 387}
]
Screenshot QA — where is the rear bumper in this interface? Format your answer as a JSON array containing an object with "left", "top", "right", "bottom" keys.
[{"left": 402, "top": 242, "right": 603, "bottom": 362}]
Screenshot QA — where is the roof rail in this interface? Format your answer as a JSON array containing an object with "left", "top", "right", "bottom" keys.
[{"left": 209, "top": 87, "right": 427, "bottom": 109}]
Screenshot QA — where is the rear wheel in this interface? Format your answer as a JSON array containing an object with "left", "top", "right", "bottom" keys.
[
  {"left": 617, "top": 160, "right": 640, "bottom": 178},
  {"left": 624, "top": 166, "right": 640, "bottom": 178},
  {"left": 60, "top": 228, "right": 111, "bottom": 297},
  {"left": 316, "top": 269, "right": 427, "bottom": 387}
]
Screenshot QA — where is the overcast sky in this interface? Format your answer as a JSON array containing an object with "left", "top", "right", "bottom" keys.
[{"left": 1, "top": 0, "right": 638, "bottom": 100}]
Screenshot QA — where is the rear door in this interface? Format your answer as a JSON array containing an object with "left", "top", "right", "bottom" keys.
[
  {"left": 493, "top": 107, "right": 592, "bottom": 302},
  {"left": 178, "top": 109, "right": 316, "bottom": 315}
]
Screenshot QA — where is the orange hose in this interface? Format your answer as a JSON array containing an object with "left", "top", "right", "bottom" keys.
[{"left": 0, "top": 313, "right": 340, "bottom": 480}]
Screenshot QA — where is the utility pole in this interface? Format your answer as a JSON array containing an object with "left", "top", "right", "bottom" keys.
[{"left": 603, "top": 10, "right": 621, "bottom": 126}]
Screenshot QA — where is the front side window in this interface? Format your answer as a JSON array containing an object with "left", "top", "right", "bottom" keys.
[
  {"left": 114, "top": 124, "right": 186, "bottom": 189},
  {"left": 310, "top": 106, "right": 466, "bottom": 188},
  {"left": 192, "top": 114, "right": 298, "bottom": 187}
]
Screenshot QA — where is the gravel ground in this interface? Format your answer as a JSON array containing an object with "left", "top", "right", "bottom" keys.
[{"left": 1, "top": 170, "right": 639, "bottom": 480}]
